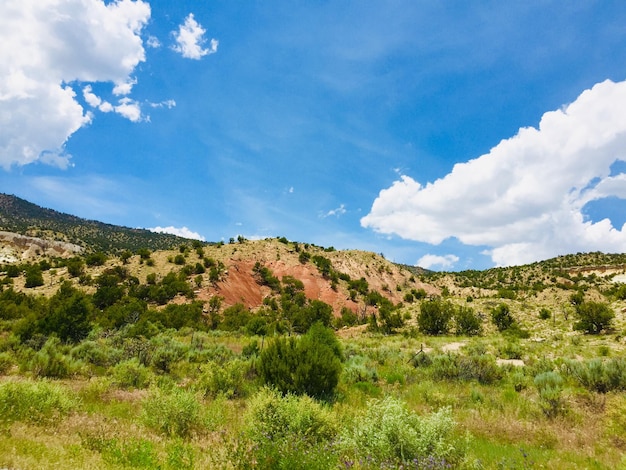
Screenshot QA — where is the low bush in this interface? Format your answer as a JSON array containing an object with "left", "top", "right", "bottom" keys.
[
  {"left": 342, "top": 355, "right": 378, "bottom": 384},
  {"left": 534, "top": 371, "right": 565, "bottom": 418},
  {"left": 196, "top": 358, "right": 252, "bottom": 399},
  {"left": 563, "top": 357, "right": 626, "bottom": 393},
  {"left": 239, "top": 387, "right": 339, "bottom": 469},
  {"left": 498, "top": 340, "right": 523, "bottom": 360},
  {"left": 0, "top": 351, "right": 13, "bottom": 374},
  {"left": 0, "top": 379, "right": 77, "bottom": 425},
  {"left": 339, "top": 396, "right": 466, "bottom": 467},
  {"left": 246, "top": 387, "right": 337, "bottom": 442},
  {"left": 431, "top": 353, "right": 501, "bottom": 384},
  {"left": 458, "top": 354, "right": 501, "bottom": 384},
  {"left": 28, "top": 337, "right": 81, "bottom": 378},
  {"left": 538, "top": 308, "right": 552, "bottom": 320},
  {"left": 141, "top": 386, "right": 204, "bottom": 438},
  {"left": 71, "top": 340, "right": 122, "bottom": 368},
  {"left": 112, "top": 358, "right": 152, "bottom": 389},
  {"left": 149, "top": 336, "right": 189, "bottom": 374}
]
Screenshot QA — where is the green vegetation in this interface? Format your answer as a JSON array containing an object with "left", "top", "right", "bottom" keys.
[
  {"left": 0, "top": 193, "right": 201, "bottom": 253},
  {"left": 0, "top": 228, "right": 625, "bottom": 468}
]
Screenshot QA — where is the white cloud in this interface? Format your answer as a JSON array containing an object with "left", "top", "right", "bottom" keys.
[
  {"left": 146, "top": 35, "right": 161, "bottom": 48},
  {"left": 0, "top": 0, "right": 151, "bottom": 169},
  {"left": 149, "top": 226, "right": 206, "bottom": 241},
  {"left": 417, "top": 254, "right": 459, "bottom": 270},
  {"left": 322, "top": 204, "right": 347, "bottom": 218},
  {"left": 113, "top": 77, "right": 137, "bottom": 96},
  {"left": 83, "top": 85, "right": 103, "bottom": 108},
  {"left": 172, "top": 13, "right": 218, "bottom": 59},
  {"left": 114, "top": 97, "right": 142, "bottom": 122},
  {"left": 362, "top": 79, "right": 626, "bottom": 267},
  {"left": 149, "top": 99, "right": 177, "bottom": 109}
]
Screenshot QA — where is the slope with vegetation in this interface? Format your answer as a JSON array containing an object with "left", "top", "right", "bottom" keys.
[
  {"left": 0, "top": 198, "right": 626, "bottom": 468},
  {"left": 0, "top": 193, "right": 193, "bottom": 253}
]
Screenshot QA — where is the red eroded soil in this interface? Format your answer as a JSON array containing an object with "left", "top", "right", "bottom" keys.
[{"left": 194, "top": 258, "right": 360, "bottom": 315}]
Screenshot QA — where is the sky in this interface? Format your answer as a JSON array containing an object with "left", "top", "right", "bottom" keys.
[{"left": 2, "top": 1, "right": 626, "bottom": 271}]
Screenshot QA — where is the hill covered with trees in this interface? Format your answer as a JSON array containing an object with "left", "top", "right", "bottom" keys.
[{"left": 0, "top": 193, "right": 194, "bottom": 253}]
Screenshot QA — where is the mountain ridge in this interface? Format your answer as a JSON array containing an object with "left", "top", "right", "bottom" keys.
[{"left": 0, "top": 193, "right": 197, "bottom": 253}]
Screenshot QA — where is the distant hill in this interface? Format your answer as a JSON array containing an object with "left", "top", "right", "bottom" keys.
[{"left": 0, "top": 193, "right": 198, "bottom": 253}]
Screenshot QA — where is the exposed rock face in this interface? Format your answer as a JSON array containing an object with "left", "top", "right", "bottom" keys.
[
  {"left": 193, "top": 248, "right": 435, "bottom": 315},
  {"left": 0, "top": 231, "right": 83, "bottom": 261}
]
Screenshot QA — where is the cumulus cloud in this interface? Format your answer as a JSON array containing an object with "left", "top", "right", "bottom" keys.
[
  {"left": 0, "top": 0, "right": 151, "bottom": 169},
  {"left": 361, "top": 79, "right": 626, "bottom": 267},
  {"left": 114, "top": 97, "right": 142, "bottom": 122},
  {"left": 149, "top": 226, "right": 206, "bottom": 241},
  {"left": 172, "top": 13, "right": 218, "bottom": 59},
  {"left": 417, "top": 254, "right": 459, "bottom": 270}
]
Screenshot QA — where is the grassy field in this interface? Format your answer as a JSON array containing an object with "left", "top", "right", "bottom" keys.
[{"left": 1, "top": 325, "right": 625, "bottom": 469}]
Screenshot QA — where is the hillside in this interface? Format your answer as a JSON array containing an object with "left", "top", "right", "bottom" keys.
[
  {"left": 3, "top": 197, "right": 626, "bottom": 469},
  {"left": 2, "top": 194, "right": 626, "bottom": 321},
  {"left": 0, "top": 193, "right": 194, "bottom": 253}
]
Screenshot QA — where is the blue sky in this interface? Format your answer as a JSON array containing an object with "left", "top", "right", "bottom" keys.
[{"left": 2, "top": 1, "right": 626, "bottom": 270}]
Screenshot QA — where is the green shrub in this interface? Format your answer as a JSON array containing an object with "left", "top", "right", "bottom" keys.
[
  {"left": 232, "top": 387, "right": 339, "bottom": 469},
  {"left": 563, "top": 358, "right": 626, "bottom": 393},
  {"left": 491, "top": 303, "right": 515, "bottom": 332},
  {"left": 454, "top": 305, "right": 482, "bottom": 336},
  {"left": 259, "top": 324, "right": 342, "bottom": 399},
  {"left": 342, "top": 355, "right": 378, "bottom": 384},
  {"left": 149, "top": 336, "right": 188, "bottom": 373},
  {"left": 141, "top": 387, "right": 203, "bottom": 438},
  {"left": 534, "top": 371, "right": 564, "bottom": 418},
  {"left": 0, "top": 351, "right": 13, "bottom": 374},
  {"left": 112, "top": 358, "right": 152, "bottom": 389},
  {"left": 39, "top": 281, "right": 94, "bottom": 343},
  {"left": 573, "top": 301, "right": 614, "bottom": 334},
  {"left": 538, "top": 308, "right": 552, "bottom": 320},
  {"left": 196, "top": 359, "right": 251, "bottom": 399},
  {"left": 0, "top": 379, "right": 77, "bottom": 425},
  {"left": 430, "top": 354, "right": 460, "bottom": 381},
  {"left": 509, "top": 369, "right": 529, "bottom": 392},
  {"left": 28, "top": 337, "right": 80, "bottom": 378},
  {"left": 458, "top": 354, "right": 501, "bottom": 384},
  {"left": 24, "top": 265, "right": 44, "bottom": 288},
  {"left": 339, "top": 396, "right": 465, "bottom": 467},
  {"left": 498, "top": 340, "right": 523, "bottom": 360},
  {"left": 417, "top": 299, "right": 454, "bottom": 335},
  {"left": 71, "top": 340, "right": 122, "bottom": 368},
  {"left": 431, "top": 354, "right": 500, "bottom": 384},
  {"left": 246, "top": 387, "right": 337, "bottom": 442}
]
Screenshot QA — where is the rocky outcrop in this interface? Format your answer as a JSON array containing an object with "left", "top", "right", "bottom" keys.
[{"left": 0, "top": 231, "right": 83, "bottom": 261}]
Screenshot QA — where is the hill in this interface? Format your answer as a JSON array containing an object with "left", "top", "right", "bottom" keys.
[
  {"left": 0, "top": 193, "right": 194, "bottom": 253},
  {"left": 2, "top": 196, "right": 626, "bottom": 469},
  {"left": 2, "top": 194, "right": 626, "bottom": 320}
]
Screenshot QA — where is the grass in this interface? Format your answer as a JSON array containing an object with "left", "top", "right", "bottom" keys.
[{"left": 0, "top": 328, "right": 624, "bottom": 468}]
